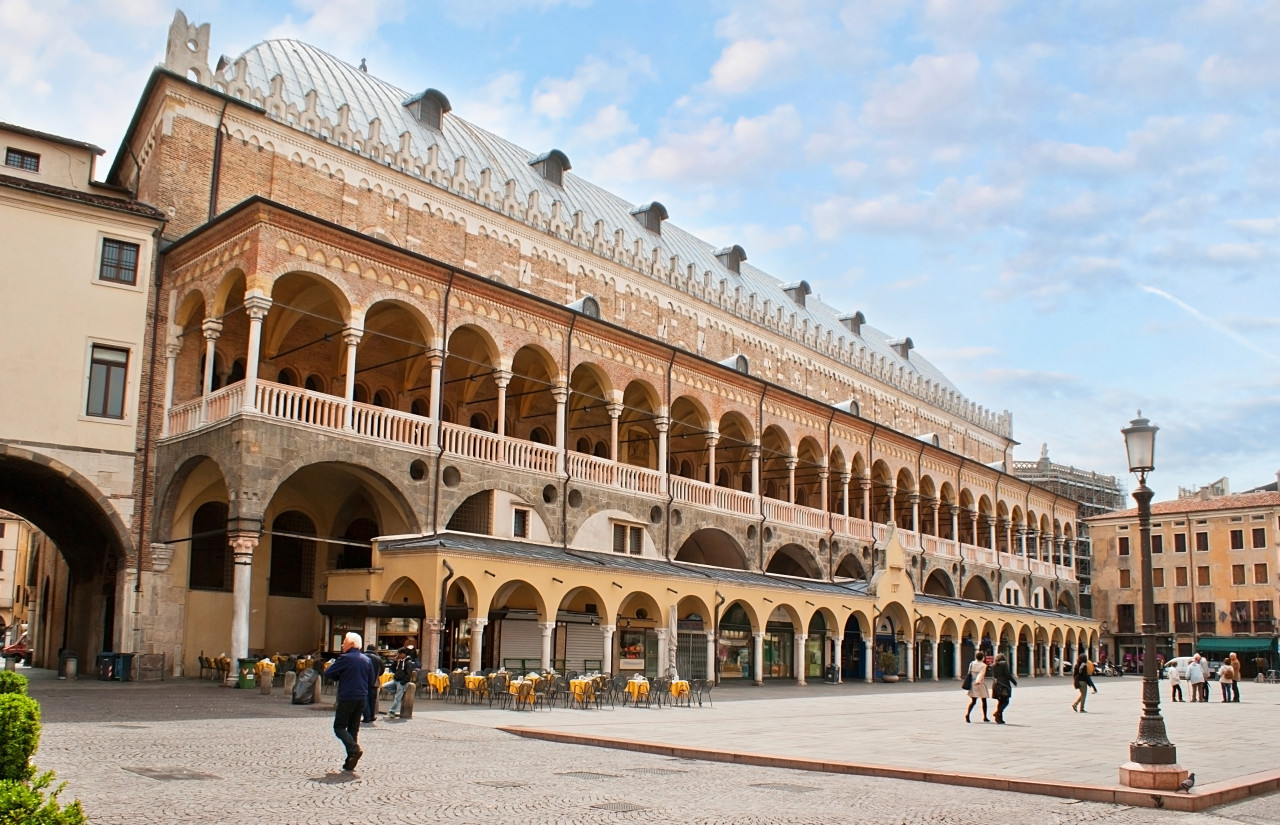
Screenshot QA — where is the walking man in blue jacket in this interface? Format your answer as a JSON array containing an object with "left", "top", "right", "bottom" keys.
[{"left": 326, "top": 631, "right": 377, "bottom": 771}]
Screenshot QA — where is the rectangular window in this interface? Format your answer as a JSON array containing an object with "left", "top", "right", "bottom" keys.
[
  {"left": 1175, "top": 566, "right": 1188, "bottom": 587},
  {"left": 1152, "top": 568, "right": 1164, "bottom": 588},
  {"left": 1195, "top": 531, "right": 1209, "bottom": 552},
  {"left": 86, "top": 344, "right": 128, "bottom": 419},
  {"left": 1117, "top": 604, "right": 1136, "bottom": 634},
  {"left": 4, "top": 147, "right": 39, "bottom": 172},
  {"left": 1252, "top": 527, "right": 1266, "bottom": 549},
  {"left": 1255, "top": 600, "right": 1275, "bottom": 634},
  {"left": 99, "top": 238, "right": 140, "bottom": 285},
  {"left": 1197, "top": 565, "right": 1210, "bottom": 586},
  {"left": 1231, "top": 601, "right": 1251, "bottom": 633},
  {"left": 1154, "top": 603, "right": 1169, "bottom": 633},
  {"left": 512, "top": 508, "right": 529, "bottom": 538},
  {"left": 1151, "top": 534, "right": 1164, "bottom": 554},
  {"left": 1119, "top": 569, "right": 1131, "bottom": 588},
  {"left": 1232, "top": 564, "right": 1246, "bottom": 585},
  {"left": 1174, "top": 533, "right": 1187, "bottom": 553},
  {"left": 1118, "top": 536, "right": 1130, "bottom": 556},
  {"left": 0, "top": 523, "right": 5, "bottom": 538},
  {"left": 1255, "top": 563, "right": 1268, "bottom": 584},
  {"left": 1197, "top": 601, "right": 1215, "bottom": 633},
  {"left": 1174, "top": 602, "right": 1193, "bottom": 633},
  {"left": 612, "top": 523, "right": 643, "bottom": 555},
  {"left": 1230, "top": 529, "right": 1244, "bottom": 550}
]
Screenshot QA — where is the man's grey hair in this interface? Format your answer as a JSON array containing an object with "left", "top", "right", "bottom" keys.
[{"left": 344, "top": 631, "right": 363, "bottom": 649}]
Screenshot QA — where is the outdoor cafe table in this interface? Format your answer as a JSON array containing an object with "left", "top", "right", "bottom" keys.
[
  {"left": 670, "top": 679, "right": 690, "bottom": 701},
  {"left": 426, "top": 671, "right": 449, "bottom": 696},
  {"left": 508, "top": 678, "right": 537, "bottom": 706},
  {"left": 624, "top": 677, "right": 649, "bottom": 703},
  {"left": 464, "top": 674, "right": 486, "bottom": 691},
  {"left": 569, "top": 678, "right": 596, "bottom": 707}
]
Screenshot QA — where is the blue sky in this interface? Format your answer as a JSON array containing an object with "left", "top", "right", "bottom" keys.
[{"left": 5, "top": 0, "right": 1278, "bottom": 497}]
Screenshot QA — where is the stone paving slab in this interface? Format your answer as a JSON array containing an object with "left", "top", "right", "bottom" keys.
[{"left": 19, "top": 668, "right": 1280, "bottom": 823}]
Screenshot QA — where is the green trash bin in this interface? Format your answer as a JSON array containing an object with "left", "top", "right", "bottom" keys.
[{"left": 237, "top": 658, "right": 257, "bottom": 689}]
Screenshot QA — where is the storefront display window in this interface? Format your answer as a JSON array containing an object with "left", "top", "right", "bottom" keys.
[{"left": 618, "top": 628, "right": 647, "bottom": 671}]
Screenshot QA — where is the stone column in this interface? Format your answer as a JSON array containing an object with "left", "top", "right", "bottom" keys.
[
  {"left": 951, "top": 505, "right": 961, "bottom": 543},
  {"left": 818, "top": 467, "right": 829, "bottom": 513},
  {"left": 552, "top": 384, "right": 568, "bottom": 474},
  {"left": 493, "top": 369, "right": 512, "bottom": 438},
  {"left": 970, "top": 512, "right": 979, "bottom": 547},
  {"left": 540, "top": 622, "right": 556, "bottom": 672},
  {"left": 241, "top": 294, "right": 271, "bottom": 411},
  {"left": 655, "top": 628, "right": 669, "bottom": 678},
  {"left": 601, "top": 624, "right": 616, "bottom": 675},
  {"left": 931, "top": 500, "right": 941, "bottom": 536},
  {"left": 1010, "top": 642, "right": 1018, "bottom": 677},
  {"left": 932, "top": 638, "right": 940, "bottom": 681},
  {"left": 1005, "top": 521, "right": 1014, "bottom": 556},
  {"left": 988, "top": 517, "right": 997, "bottom": 550},
  {"left": 953, "top": 638, "right": 962, "bottom": 679},
  {"left": 786, "top": 455, "right": 797, "bottom": 503},
  {"left": 705, "top": 631, "right": 717, "bottom": 684},
  {"left": 1043, "top": 642, "right": 1051, "bottom": 676},
  {"left": 227, "top": 532, "right": 258, "bottom": 685},
  {"left": 341, "top": 328, "right": 362, "bottom": 431},
  {"left": 607, "top": 401, "right": 624, "bottom": 463},
  {"left": 199, "top": 318, "right": 222, "bottom": 424},
  {"left": 427, "top": 349, "right": 444, "bottom": 448},
  {"left": 1058, "top": 642, "right": 1066, "bottom": 675},
  {"left": 423, "top": 618, "right": 442, "bottom": 672},
  {"left": 749, "top": 443, "right": 762, "bottom": 510},
  {"left": 905, "top": 639, "right": 914, "bottom": 682},
  {"left": 860, "top": 477, "right": 871, "bottom": 521},
  {"left": 830, "top": 634, "right": 843, "bottom": 682},
  {"left": 909, "top": 493, "right": 920, "bottom": 532},
  {"left": 752, "top": 632, "right": 764, "bottom": 685},
  {"left": 1018, "top": 528, "right": 1027, "bottom": 557},
  {"left": 886, "top": 484, "right": 896, "bottom": 523},
  {"left": 468, "top": 618, "right": 487, "bottom": 672},
  {"left": 794, "top": 633, "right": 807, "bottom": 685},
  {"left": 863, "top": 637, "right": 873, "bottom": 684},
  {"left": 705, "top": 430, "right": 719, "bottom": 485},
  {"left": 161, "top": 339, "right": 182, "bottom": 436},
  {"left": 840, "top": 472, "right": 851, "bottom": 516},
  {"left": 655, "top": 413, "right": 669, "bottom": 493}
]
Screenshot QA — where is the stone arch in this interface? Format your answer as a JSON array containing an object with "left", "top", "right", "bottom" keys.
[
  {"left": 674, "top": 528, "right": 748, "bottom": 569},
  {"left": 833, "top": 550, "right": 867, "bottom": 579},
  {"left": 759, "top": 424, "right": 792, "bottom": 501},
  {"left": 668, "top": 395, "right": 710, "bottom": 479},
  {"left": 764, "top": 543, "right": 820, "bottom": 578},
  {"left": 961, "top": 574, "right": 994, "bottom": 602},
  {"left": 923, "top": 569, "right": 954, "bottom": 596},
  {"left": 716, "top": 410, "right": 755, "bottom": 491}
]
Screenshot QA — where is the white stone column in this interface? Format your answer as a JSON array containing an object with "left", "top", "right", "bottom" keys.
[
  {"left": 951, "top": 506, "right": 960, "bottom": 543},
  {"left": 906, "top": 640, "right": 914, "bottom": 682},
  {"left": 863, "top": 637, "right": 874, "bottom": 684},
  {"left": 705, "top": 430, "right": 719, "bottom": 485},
  {"left": 786, "top": 456, "right": 798, "bottom": 503},
  {"left": 552, "top": 384, "right": 568, "bottom": 474},
  {"left": 161, "top": 340, "right": 182, "bottom": 436},
  {"left": 1058, "top": 642, "right": 1066, "bottom": 675},
  {"left": 468, "top": 618, "right": 488, "bottom": 672},
  {"left": 705, "top": 631, "right": 717, "bottom": 684},
  {"left": 608, "top": 401, "right": 624, "bottom": 463},
  {"left": 988, "top": 518, "right": 997, "bottom": 550},
  {"left": 539, "top": 622, "right": 556, "bottom": 672},
  {"left": 423, "top": 618, "right": 442, "bottom": 672},
  {"left": 601, "top": 624, "right": 616, "bottom": 675},
  {"left": 1043, "top": 642, "right": 1051, "bottom": 676},
  {"left": 427, "top": 349, "right": 444, "bottom": 448},
  {"left": 199, "top": 318, "right": 222, "bottom": 424},
  {"left": 227, "top": 532, "right": 257, "bottom": 685},
  {"left": 830, "top": 634, "right": 843, "bottom": 682},
  {"left": 341, "top": 328, "right": 362, "bottom": 431},
  {"left": 241, "top": 294, "right": 271, "bottom": 411},
  {"left": 749, "top": 444, "right": 762, "bottom": 510},
  {"left": 932, "top": 500, "right": 941, "bottom": 536},
  {"left": 840, "top": 473, "right": 851, "bottom": 516},
  {"left": 931, "top": 638, "right": 940, "bottom": 681},
  {"left": 493, "top": 369, "right": 512, "bottom": 438},
  {"left": 795, "top": 633, "right": 808, "bottom": 685},
  {"left": 886, "top": 484, "right": 896, "bottom": 523},
  {"left": 818, "top": 467, "right": 829, "bottom": 513},
  {"left": 656, "top": 413, "right": 669, "bottom": 493},
  {"left": 752, "top": 632, "right": 764, "bottom": 685},
  {"left": 970, "top": 512, "right": 979, "bottom": 547},
  {"left": 910, "top": 493, "right": 920, "bottom": 532},
  {"left": 656, "top": 628, "right": 669, "bottom": 678},
  {"left": 1010, "top": 642, "right": 1018, "bottom": 677},
  {"left": 954, "top": 638, "right": 963, "bottom": 679},
  {"left": 861, "top": 478, "right": 871, "bottom": 521}
]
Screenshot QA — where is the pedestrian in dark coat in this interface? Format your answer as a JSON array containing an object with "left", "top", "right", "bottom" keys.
[
  {"left": 991, "top": 652, "right": 1017, "bottom": 724},
  {"left": 364, "top": 644, "right": 385, "bottom": 723},
  {"left": 326, "top": 632, "right": 377, "bottom": 771}
]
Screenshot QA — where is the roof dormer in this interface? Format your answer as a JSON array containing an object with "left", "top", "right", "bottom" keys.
[
  {"left": 566, "top": 295, "right": 601, "bottom": 319},
  {"left": 629, "top": 202, "right": 668, "bottom": 234},
  {"left": 402, "top": 89, "right": 451, "bottom": 131},
  {"left": 529, "top": 149, "right": 571, "bottom": 186},
  {"left": 714, "top": 245, "right": 747, "bottom": 274},
  {"left": 719, "top": 354, "right": 750, "bottom": 374},
  {"left": 781, "top": 280, "right": 811, "bottom": 308},
  {"left": 839, "top": 311, "right": 865, "bottom": 336},
  {"left": 889, "top": 337, "right": 914, "bottom": 359}
]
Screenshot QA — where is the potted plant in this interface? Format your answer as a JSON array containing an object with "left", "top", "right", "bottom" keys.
[{"left": 879, "top": 650, "right": 900, "bottom": 683}]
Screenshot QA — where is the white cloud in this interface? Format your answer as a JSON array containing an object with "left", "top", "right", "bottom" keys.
[
  {"left": 266, "top": 0, "right": 406, "bottom": 58},
  {"left": 1025, "top": 141, "right": 1134, "bottom": 174},
  {"left": 433, "top": 0, "right": 592, "bottom": 27},
  {"left": 706, "top": 38, "right": 794, "bottom": 95},
  {"left": 575, "top": 104, "right": 635, "bottom": 142},
  {"left": 741, "top": 222, "right": 806, "bottom": 253},
  {"left": 531, "top": 53, "right": 652, "bottom": 121},
  {"left": 1228, "top": 216, "right": 1280, "bottom": 237},
  {"left": 860, "top": 53, "right": 982, "bottom": 134}
]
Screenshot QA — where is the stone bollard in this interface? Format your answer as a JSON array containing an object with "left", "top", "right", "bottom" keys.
[
  {"left": 400, "top": 684, "right": 416, "bottom": 719},
  {"left": 312, "top": 675, "right": 322, "bottom": 705},
  {"left": 259, "top": 675, "right": 273, "bottom": 695},
  {"left": 282, "top": 671, "right": 297, "bottom": 697}
]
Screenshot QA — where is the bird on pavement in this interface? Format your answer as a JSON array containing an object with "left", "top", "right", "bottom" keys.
[{"left": 1177, "top": 773, "right": 1196, "bottom": 793}]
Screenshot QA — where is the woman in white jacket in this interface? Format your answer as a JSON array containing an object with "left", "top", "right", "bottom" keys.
[{"left": 964, "top": 652, "right": 990, "bottom": 723}]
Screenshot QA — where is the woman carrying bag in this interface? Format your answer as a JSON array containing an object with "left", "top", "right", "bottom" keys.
[
  {"left": 963, "top": 652, "right": 990, "bottom": 723},
  {"left": 991, "top": 652, "right": 1017, "bottom": 724}
]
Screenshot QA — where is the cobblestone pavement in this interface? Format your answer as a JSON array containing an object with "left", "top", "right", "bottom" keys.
[{"left": 23, "top": 669, "right": 1280, "bottom": 825}]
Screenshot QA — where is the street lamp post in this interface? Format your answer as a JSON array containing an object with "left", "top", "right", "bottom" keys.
[{"left": 1118, "top": 412, "right": 1188, "bottom": 791}]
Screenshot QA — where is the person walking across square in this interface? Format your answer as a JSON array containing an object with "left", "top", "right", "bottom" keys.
[
  {"left": 1071, "top": 654, "right": 1091, "bottom": 712},
  {"left": 326, "top": 632, "right": 377, "bottom": 772},
  {"left": 1218, "top": 657, "right": 1235, "bottom": 702},
  {"left": 1186, "top": 656, "right": 1204, "bottom": 703},
  {"left": 363, "top": 644, "right": 384, "bottom": 723},
  {"left": 991, "top": 652, "right": 1017, "bottom": 724},
  {"left": 1165, "top": 661, "right": 1183, "bottom": 701},
  {"left": 1228, "top": 652, "right": 1242, "bottom": 702}
]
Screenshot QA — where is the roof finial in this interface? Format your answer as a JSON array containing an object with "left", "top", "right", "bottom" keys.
[{"left": 359, "top": 58, "right": 367, "bottom": 72}]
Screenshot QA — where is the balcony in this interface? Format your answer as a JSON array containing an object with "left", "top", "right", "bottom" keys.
[
  {"left": 1196, "top": 621, "right": 1217, "bottom": 634},
  {"left": 1253, "top": 619, "right": 1276, "bottom": 634},
  {"left": 164, "top": 378, "right": 1078, "bottom": 583}
]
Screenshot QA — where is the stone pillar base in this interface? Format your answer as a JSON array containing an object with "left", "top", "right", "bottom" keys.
[{"left": 1119, "top": 761, "right": 1189, "bottom": 791}]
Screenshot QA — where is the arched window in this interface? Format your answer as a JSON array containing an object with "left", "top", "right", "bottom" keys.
[
  {"left": 189, "top": 501, "right": 230, "bottom": 591},
  {"left": 530, "top": 427, "right": 549, "bottom": 444},
  {"left": 410, "top": 398, "right": 429, "bottom": 416},
  {"left": 353, "top": 384, "right": 369, "bottom": 404},
  {"left": 577, "top": 437, "right": 592, "bottom": 453},
  {"left": 593, "top": 440, "right": 609, "bottom": 458},
  {"left": 304, "top": 374, "right": 324, "bottom": 393},
  {"left": 227, "top": 358, "right": 246, "bottom": 385},
  {"left": 469, "top": 412, "right": 490, "bottom": 432},
  {"left": 269, "top": 511, "right": 316, "bottom": 598},
  {"left": 276, "top": 368, "right": 297, "bottom": 386},
  {"left": 337, "top": 518, "right": 377, "bottom": 569},
  {"left": 372, "top": 389, "right": 393, "bottom": 408}
]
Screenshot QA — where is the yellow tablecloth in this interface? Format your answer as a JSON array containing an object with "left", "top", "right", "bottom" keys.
[
  {"left": 508, "top": 679, "right": 536, "bottom": 705},
  {"left": 625, "top": 679, "right": 649, "bottom": 701},
  {"left": 464, "top": 675, "right": 486, "bottom": 691},
  {"left": 670, "top": 679, "right": 689, "bottom": 699},
  {"left": 570, "top": 678, "right": 595, "bottom": 704},
  {"left": 379, "top": 672, "right": 395, "bottom": 687},
  {"left": 427, "top": 672, "right": 449, "bottom": 694}
]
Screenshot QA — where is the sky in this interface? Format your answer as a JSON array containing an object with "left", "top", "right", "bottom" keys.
[{"left": 4, "top": 0, "right": 1278, "bottom": 498}]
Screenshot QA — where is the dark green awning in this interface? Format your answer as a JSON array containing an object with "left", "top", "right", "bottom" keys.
[{"left": 1191, "top": 637, "right": 1276, "bottom": 653}]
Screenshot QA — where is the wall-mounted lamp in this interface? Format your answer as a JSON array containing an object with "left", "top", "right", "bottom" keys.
[
  {"left": 612, "top": 582, "right": 623, "bottom": 589},
  {"left": 667, "top": 588, "right": 678, "bottom": 594},
  {"left": 552, "top": 577, "right": 563, "bottom": 584},
  {"left": 763, "top": 597, "right": 773, "bottom": 604},
  {"left": 484, "top": 570, "right": 496, "bottom": 578},
  {"left": 805, "top": 600, "right": 814, "bottom": 606}
]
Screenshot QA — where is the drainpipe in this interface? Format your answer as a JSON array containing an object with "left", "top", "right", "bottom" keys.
[
  {"left": 208, "top": 101, "right": 229, "bottom": 221},
  {"left": 561, "top": 313, "right": 578, "bottom": 551},
  {"left": 826, "top": 406, "right": 837, "bottom": 580},
  {"left": 663, "top": 347, "right": 676, "bottom": 560},
  {"left": 756, "top": 384, "right": 768, "bottom": 570},
  {"left": 437, "top": 559, "right": 453, "bottom": 671},
  {"left": 430, "top": 272, "right": 456, "bottom": 535},
  {"left": 713, "top": 590, "right": 725, "bottom": 684}
]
